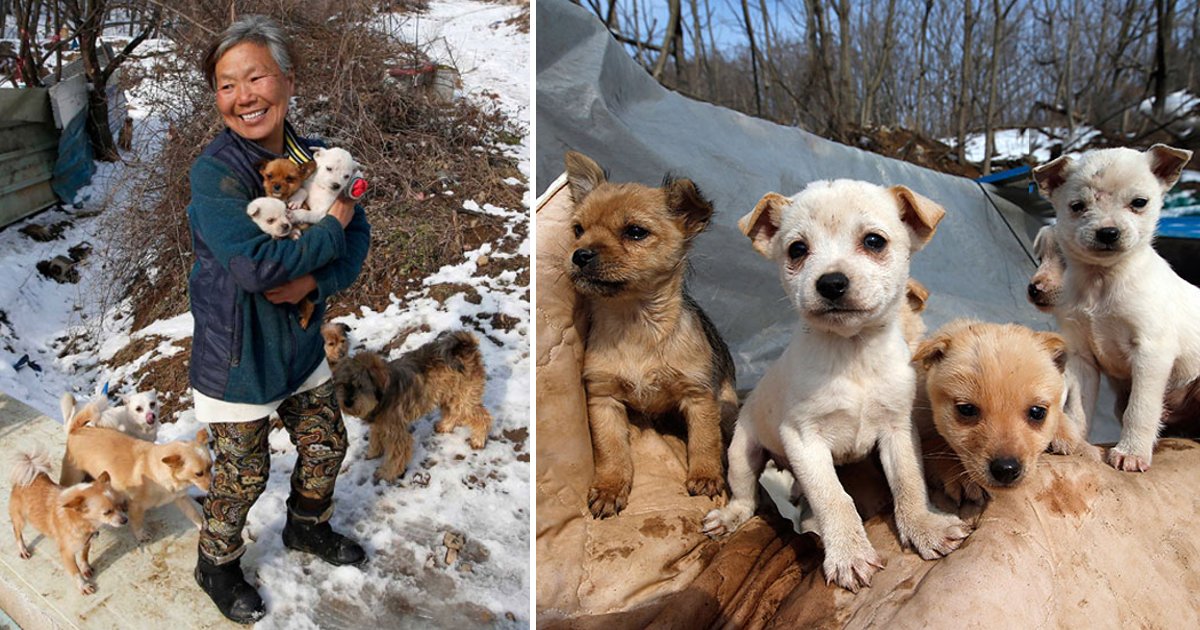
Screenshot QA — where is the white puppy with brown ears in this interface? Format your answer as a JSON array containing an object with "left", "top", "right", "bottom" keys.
[
  {"left": 702, "top": 180, "right": 971, "bottom": 592},
  {"left": 1033, "top": 144, "right": 1195, "bottom": 472}
]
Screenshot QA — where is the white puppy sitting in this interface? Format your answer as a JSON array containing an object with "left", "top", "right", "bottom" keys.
[
  {"left": 246, "top": 197, "right": 297, "bottom": 240},
  {"left": 287, "top": 147, "right": 360, "bottom": 224},
  {"left": 1032, "top": 144, "right": 1195, "bottom": 472},
  {"left": 61, "top": 390, "right": 160, "bottom": 442},
  {"left": 702, "top": 180, "right": 970, "bottom": 592}
]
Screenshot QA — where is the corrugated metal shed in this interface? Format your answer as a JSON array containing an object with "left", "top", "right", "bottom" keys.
[{"left": 0, "top": 87, "right": 59, "bottom": 227}]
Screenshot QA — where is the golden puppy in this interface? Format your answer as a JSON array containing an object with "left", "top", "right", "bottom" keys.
[
  {"left": 257, "top": 157, "right": 315, "bottom": 202},
  {"left": 915, "top": 320, "right": 1099, "bottom": 503},
  {"left": 322, "top": 322, "right": 351, "bottom": 367}
]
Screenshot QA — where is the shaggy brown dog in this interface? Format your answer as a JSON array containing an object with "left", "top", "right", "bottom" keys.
[
  {"left": 564, "top": 151, "right": 737, "bottom": 519},
  {"left": 333, "top": 330, "right": 492, "bottom": 482}
]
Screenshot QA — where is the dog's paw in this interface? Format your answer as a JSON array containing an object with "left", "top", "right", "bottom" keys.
[
  {"left": 897, "top": 511, "right": 972, "bottom": 560},
  {"left": 701, "top": 502, "right": 753, "bottom": 538},
  {"left": 434, "top": 418, "right": 455, "bottom": 434},
  {"left": 80, "top": 564, "right": 94, "bottom": 580},
  {"left": 943, "top": 475, "right": 987, "bottom": 506},
  {"left": 134, "top": 529, "right": 152, "bottom": 544},
  {"left": 1107, "top": 444, "right": 1151, "bottom": 472},
  {"left": 587, "top": 477, "right": 632, "bottom": 519},
  {"left": 685, "top": 471, "right": 725, "bottom": 500},
  {"left": 822, "top": 542, "right": 885, "bottom": 593},
  {"left": 18, "top": 548, "right": 31, "bottom": 560},
  {"left": 77, "top": 577, "right": 96, "bottom": 595},
  {"left": 467, "top": 434, "right": 487, "bottom": 450}
]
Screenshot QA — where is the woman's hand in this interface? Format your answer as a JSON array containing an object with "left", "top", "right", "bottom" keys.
[
  {"left": 329, "top": 196, "right": 355, "bottom": 228},
  {"left": 265, "top": 274, "right": 317, "bottom": 304}
]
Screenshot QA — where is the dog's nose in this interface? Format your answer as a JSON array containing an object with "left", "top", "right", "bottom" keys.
[
  {"left": 1096, "top": 227, "right": 1120, "bottom": 245},
  {"left": 988, "top": 457, "right": 1023, "bottom": 485},
  {"left": 815, "top": 272, "right": 850, "bottom": 300},
  {"left": 1027, "top": 283, "right": 1042, "bottom": 300},
  {"left": 331, "top": 182, "right": 342, "bottom": 191},
  {"left": 572, "top": 249, "right": 598, "bottom": 268}
]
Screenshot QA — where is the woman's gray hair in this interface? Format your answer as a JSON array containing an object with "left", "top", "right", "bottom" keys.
[{"left": 201, "top": 15, "right": 296, "bottom": 89}]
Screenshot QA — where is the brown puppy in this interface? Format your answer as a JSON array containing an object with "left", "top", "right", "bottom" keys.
[
  {"left": 257, "top": 157, "right": 316, "bottom": 202},
  {"left": 322, "top": 322, "right": 351, "bottom": 367},
  {"left": 60, "top": 399, "right": 211, "bottom": 543},
  {"left": 564, "top": 151, "right": 737, "bottom": 519},
  {"left": 9, "top": 450, "right": 127, "bottom": 594},
  {"left": 334, "top": 330, "right": 492, "bottom": 483},
  {"left": 1027, "top": 225, "right": 1066, "bottom": 312},
  {"left": 914, "top": 320, "right": 1099, "bottom": 503}
]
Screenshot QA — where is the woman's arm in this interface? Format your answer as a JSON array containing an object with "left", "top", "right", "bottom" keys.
[
  {"left": 187, "top": 156, "right": 346, "bottom": 293},
  {"left": 311, "top": 198, "right": 371, "bottom": 301}
]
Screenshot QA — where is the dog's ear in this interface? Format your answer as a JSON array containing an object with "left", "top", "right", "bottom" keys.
[
  {"left": 890, "top": 186, "right": 945, "bottom": 250},
  {"left": 364, "top": 353, "right": 391, "bottom": 393},
  {"left": 248, "top": 201, "right": 262, "bottom": 219},
  {"left": 298, "top": 159, "right": 318, "bottom": 180},
  {"left": 119, "top": 394, "right": 129, "bottom": 407},
  {"left": 1032, "top": 225, "right": 1056, "bottom": 260},
  {"left": 255, "top": 158, "right": 272, "bottom": 176},
  {"left": 739, "top": 193, "right": 787, "bottom": 258},
  {"left": 62, "top": 494, "right": 87, "bottom": 512},
  {"left": 1032, "top": 156, "right": 1072, "bottom": 198},
  {"left": 1147, "top": 144, "right": 1193, "bottom": 190},
  {"left": 1036, "top": 331, "right": 1069, "bottom": 373},
  {"left": 337, "top": 322, "right": 350, "bottom": 335},
  {"left": 905, "top": 278, "right": 929, "bottom": 314},
  {"left": 195, "top": 428, "right": 209, "bottom": 444},
  {"left": 665, "top": 177, "right": 714, "bottom": 238},
  {"left": 564, "top": 151, "right": 607, "bottom": 205},
  {"left": 161, "top": 454, "right": 183, "bottom": 469},
  {"left": 913, "top": 334, "right": 951, "bottom": 371},
  {"left": 312, "top": 148, "right": 325, "bottom": 160},
  {"left": 96, "top": 471, "right": 111, "bottom": 486}
]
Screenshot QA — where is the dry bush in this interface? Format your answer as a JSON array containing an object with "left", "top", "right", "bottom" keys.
[{"left": 99, "top": 0, "right": 525, "bottom": 331}]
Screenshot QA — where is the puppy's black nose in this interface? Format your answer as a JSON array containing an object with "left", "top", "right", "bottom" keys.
[
  {"left": 989, "top": 457, "right": 1023, "bottom": 485},
  {"left": 1096, "top": 227, "right": 1120, "bottom": 245},
  {"left": 815, "top": 272, "right": 850, "bottom": 300},
  {"left": 331, "top": 182, "right": 342, "bottom": 191},
  {"left": 1027, "top": 283, "right": 1042, "bottom": 299},
  {"left": 572, "top": 249, "right": 598, "bottom": 268}
]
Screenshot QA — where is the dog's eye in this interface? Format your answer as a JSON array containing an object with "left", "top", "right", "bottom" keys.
[
  {"left": 1069, "top": 200, "right": 1087, "bottom": 213},
  {"left": 267, "top": 218, "right": 276, "bottom": 224},
  {"left": 104, "top": 509, "right": 112, "bottom": 515},
  {"left": 572, "top": 223, "right": 583, "bottom": 238},
  {"left": 1028, "top": 406, "right": 1047, "bottom": 423},
  {"left": 623, "top": 224, "right": 650, "bottom": 240},
  {"left": 955, "top": 403, "right": 979, "bottom": 418},
  {"left": 1130, "top": 197, "right": 1148, "bottom": 209},
  {"left": 196, "top": 471, "right": 205, "bottom": 477},
  {"left": 862, "top": 233, "right": 887, "bottom": 252},
  {"left": 135, "top": 406, "right": 142, "bottom": 412},
  {"left": 788, "top": 241, "right": 808, "bottom": 260}
]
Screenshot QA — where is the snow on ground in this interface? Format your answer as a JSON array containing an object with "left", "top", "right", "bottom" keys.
[
  {"left": 951, "top": 126, "right": 1101, "bottom": 165},
  {"left": 1, "top": 2, "right": 529, "bottom": 627}
]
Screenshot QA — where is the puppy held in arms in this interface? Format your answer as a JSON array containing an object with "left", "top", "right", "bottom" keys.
[
  {"left": 915, "top": 320, "right": 1101, "bottom": 505},
  {"left": 564, "top": 151, "right": 737, "bottom": 519},
  {"left": 1032, "top": 144, "right": 1197, "bottom": 472},
  {"left": 333, "top": 330, "right": 492, "bottom": 483},
  {"left": 702, "top": 180, "right": 970, "bottom": 592}
]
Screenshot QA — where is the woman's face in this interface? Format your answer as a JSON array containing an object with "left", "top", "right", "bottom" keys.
[{"left": 213, "top": 42, "right": 293, "bottom": 151}]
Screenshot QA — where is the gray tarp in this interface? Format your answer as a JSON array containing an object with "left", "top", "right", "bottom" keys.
[{"left": 535, "top": 0, "right": 1120, "bottom": 439}]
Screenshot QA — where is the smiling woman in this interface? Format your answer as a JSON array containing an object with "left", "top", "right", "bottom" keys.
[{"left": 185, "top": 14, "right": 372, "bottom": 625}]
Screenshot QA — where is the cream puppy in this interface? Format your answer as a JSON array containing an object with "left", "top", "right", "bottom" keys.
[
  {"left": 62, "top": 391, "right": 161, "bottom": 442},
  {"left": 246, "top": 197, "right": 297, "bottom": 239},
  {"left": 702, "top": 180, "right": 970, "bottom": 592},
  {"left": 1033, "top": 144, "right": 1195, "bottom": 471},
  {"left": 288, "top": 147, "right": 360, "bottom": 223},
  {"left": 1027, "top": 225, "right": 1066, "bottom": 313}
]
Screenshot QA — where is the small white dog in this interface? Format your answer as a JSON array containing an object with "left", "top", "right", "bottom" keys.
[
  {"left": 702, "top": 180, "right": 970, "bottom": 592},
  {"left": 246, "top": 197, "right": 297, "bottom": 240},
  {"left": 287, "top": 147, "right": 360, "bottom": 224},
  {"left": 61, "top": 390, "right": 160, "bottom": 442},
  {"left": 1032, "top": 144, "right": 1196, "bottom": 472}
]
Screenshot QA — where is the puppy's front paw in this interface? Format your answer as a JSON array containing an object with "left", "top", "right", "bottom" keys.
[
  {"left": 587, "top": 476, "right": 632, "bottom": 519},
  {"left": 1107, "top": 444, "right": 1151, "bottom": 472},
  {"left": 701, "top": 502, "right": 752, "bottom": 538},
  {"left": 77, "top": 577, "right": 96, "bottom": 595},
  {"left": 823, "top": 542, "right": 885, "bottom": 593},
  {"left": 80, "top": 563, "right": 94, "bottom": 580},
  {"left": 685, "top": 470, "right": 725, "bottom": 500},
  {"left": 943, "top": 475, "right": 987, "bottom": 506},
  {"left": 18, "top": 548, "right": 31, "bottom": 560},
  {"left": 134, "top": 529, "right": 151, "bottom": 544},
  {"left": 897, "top": 511, "right": 972, "bottom": 560}
]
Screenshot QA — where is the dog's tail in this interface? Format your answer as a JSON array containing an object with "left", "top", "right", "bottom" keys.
[
  {"left": 434, "top": 330, "right": 481, "bottom": 372},
  {"left": 10, "top": 448, "right": 52, "bottom": 488},
  {"left": 60, "top": 392, "right": 77, "bottom": 434},
  {"left": 66, "top": 396, "right": 108, "bottom": 435}
]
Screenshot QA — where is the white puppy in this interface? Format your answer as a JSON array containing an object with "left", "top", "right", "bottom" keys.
[
  {"left": 1032, "top": 144, "right": 1195, "bottom": 472},
  {"left": 702, "top": 180, "right": 970, "bottom": 592},
  {"left": 246, "top": 197, "right": 297, "bottom": 240},
  {"left": 287, "top": 147, "right": 360, "bottom": 224},
  {"left": 61, "top": 390, "right": 160, "bottom": 442}
]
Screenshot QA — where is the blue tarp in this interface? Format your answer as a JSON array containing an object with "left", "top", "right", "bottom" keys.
[{"left": 50, "top": 110, "right": 95, "bottom": 204}]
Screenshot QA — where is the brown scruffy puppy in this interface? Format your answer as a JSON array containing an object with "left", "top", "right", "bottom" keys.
[
  {"left": 914, "top": 320, "right": 1100, "bottom": 504},
  {"left": 257, "top": 157, "right": 316, "bottom": 202},
  {"left": 334, "top": 330, "right": 492, "bottom": 483},
  {"left": 564, "top": 151, "right": 737, "bottom": 519},
  {"left": 322, "top": 322, "right": 351, "bottom": 367},
  {"left": 9, "top": 449, "right": 127, "bottom": 595}
]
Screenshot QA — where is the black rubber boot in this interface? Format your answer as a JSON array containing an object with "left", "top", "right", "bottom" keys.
[
  {"left": 194, "top": 553, "right": 265, "bottom": 625},
  {"left": 281, "top": 496, "right": 367, "bottom": 567}
]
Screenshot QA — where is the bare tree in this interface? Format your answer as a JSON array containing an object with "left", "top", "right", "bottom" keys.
[
  {"left": 983, "top": 0, "right": 1018, "bottom": 174},
  {"left": 739, "top": 0, "right": 762, "bottom": 116},
  {"left": 955, "top": 0, "right": 978, "bottom": 165}
]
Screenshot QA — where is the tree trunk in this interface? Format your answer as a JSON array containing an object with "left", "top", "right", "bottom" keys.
[
  {"left": 860, "top": 0, "right": 898, "bottom": 128},
  {"left": 956, "top": 0, "right": 977, "bottom": 165},
  {"left": 834, "top": 0, "right": 852, "bottom": 137},
  {"left": 914, "top": 0, "right": 933, "bottom": 135},
  {"left": 651, "top": 0, "right": 680, "bottom": 80},
  {"left": 1151, "top": 0, "right": 1174, "bottom": 119},
  {"left": 740, "top": 0, "right": 762, "bottom": 117},
  {"left": 983, "top": 0, "right": 1012, "bottom": 175}
]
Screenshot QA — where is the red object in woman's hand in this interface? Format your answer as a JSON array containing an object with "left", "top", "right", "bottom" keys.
[{"left": 346, "top": 177, "right": 368, "bottom": 200}]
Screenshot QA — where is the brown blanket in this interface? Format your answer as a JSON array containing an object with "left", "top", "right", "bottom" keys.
[{"left": 535, "top": 177, "right": 1200, "bottom": 628}]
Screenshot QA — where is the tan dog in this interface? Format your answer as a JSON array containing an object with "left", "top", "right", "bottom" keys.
[
  {"left": 60, "top": 398, "right": 211, "bottom": 543},
  {"left": 257, "top": 157, "right": 316, "bottom": 203},
  {"left": 1027, "top": 225, "right": 1066, "bottom": 313},
  {"left": 9, "top": 450, "right": 127, "bottom": 595},
  {"left": 334, "top": 331, "right": 492, "bottom": 482},
  {"left": 322, "top": 322, "right": 351, "bottom": 367},
  {"left": 915, "top": 320, "right": 1100, "bottom": 504},
  {"left": 902, "top": 278, "right": 930, "bottom": 350},
  {"left": 564, "top": 151, "right": 737, "bottom": 519}
]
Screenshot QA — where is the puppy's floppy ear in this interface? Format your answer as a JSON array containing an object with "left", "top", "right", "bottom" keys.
[
  {"left": 739, "top": 193, "right": 787, "bottom": 258},
  {"left": 913, "top": 334, "right": 951, "bottom": 371},
  {"left": 298, "top": 159, "right": 318, "bottom": 180},
  {"left": 1035, "top": 331, "right": 1069, "bottom": 373},
  {"left": 665, "top": 177, "right": 714, "bottom": 237},
  {"left": 1032, "top": 225, "right": 1056, "bottom": 259},
  {"left": 564, "top": 151, "right": 606, "bottom": 205},
  {"left": 255, "top": 158, "right": 272, "bottom": 176},
  {"left": 363, "top": 353, "right": 391, "bottom": 393},
  {"left": 161, "top": 454, "right": 183, "bottom": 469},
  {"left": 890, "top": 186, "right": 945, "bottom": 250},
  {"left": 337, "top": 323, "right": 350, "bottom": 335},
  {"left": 905, "top": 278, "right": 930, "bottom": 314},
  {"left": 1032, "top": 155, "right": 1072, "bottom": 198},
  {"left": 248, "top": 201, "right": 262, "bottom": 218},
  {"left": 62, "top": 494, "right": 87, "bottom": 512},
  {"left": 195, "top": 428, "right": 209, "bottom": 444},
  {"left": 1147, "top": 144, "right": 1193, "bottom": 190}
]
